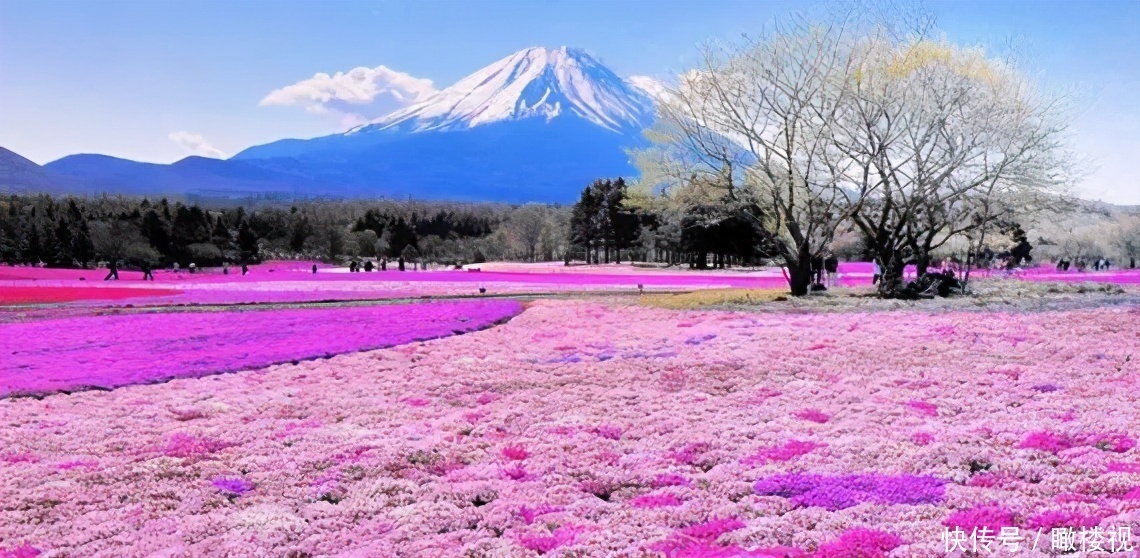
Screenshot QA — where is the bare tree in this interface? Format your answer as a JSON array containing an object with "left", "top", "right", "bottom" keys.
[
  {"left": 830, "top": 35, "right": 1071, "bottom": 295},
  {"left": 643, "top": 12, "right": 863, "bottom": 295},
  {"left": 504, "top": 204, "right": 550, "bottom": 262}
]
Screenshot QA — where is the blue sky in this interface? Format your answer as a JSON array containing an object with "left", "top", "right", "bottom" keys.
[{"left": 1, "top": 0, "right": 1137, "bottom": 203}]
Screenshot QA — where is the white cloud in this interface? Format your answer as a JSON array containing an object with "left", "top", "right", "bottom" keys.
[
  {"left": 260, "top": 65, "right": 438, "bottom": 127},
  {"left": 168, "top": 131, "right": 226, "bottom": 158}
]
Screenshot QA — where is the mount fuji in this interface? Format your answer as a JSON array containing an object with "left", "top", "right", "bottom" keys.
[{"left": 10, "top": 47, "right": 663, "bottom": 203}]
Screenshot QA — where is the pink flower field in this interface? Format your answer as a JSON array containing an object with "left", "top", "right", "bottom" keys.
[
  {"left": 0, "top": 300, "right": 523, "bottom": 397},
  {"left": 2, "top": 296, "right": 1138, "bottom": 556},
  {"left": 4, "top": 261, "right": 1139, "bottom": 309}
]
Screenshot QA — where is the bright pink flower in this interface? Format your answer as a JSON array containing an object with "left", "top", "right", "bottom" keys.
[
  {"left": 502, "top": 464, "right": 530, "bottom": 481},
  {"left": 794, "top": 409, "right": 830, "bottom": 423},
  {"left": 652, "top": 473, "right": 692, "bottom": 488},
  {"left": 1108, "top": 462, "right": 1140, "bottom": 473},
  {"left": 502, "top": 444, "right": 529, "bottom": 460},
  {"left": 906, "top": 400, "right": 938, "bottom": 417},
  {"left": 0, "top": 545, "right": 41, "bottom": 558},
  {"left": 1018, "top": 431, "right": 1074, "bottom": 453},
  {"left": 595, "top": 424, "right": 623, "bottom": 440},
  {"left": 162, "top": 433, "right": 228, "bottom": 458},
  {"left": 518, "top": 504, "right": 563, "bottom": 525},
  {"left": 518, "top": 525, "right": 583, "bottom": 554},
  {"left": 743, "top": 440, "right": 823, "bottom": 465}
]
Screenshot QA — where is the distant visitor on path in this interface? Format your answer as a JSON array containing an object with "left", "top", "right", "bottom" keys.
[
  {"left": 398, "top": 256, "right": 405, "bottom": 271},
  {"left": 312, "top": 264, "right": 318, "bottom": 274},
  {"left": 141, "top": 262, "right": 154, "bottom": 281},
  {"left": 223, "top": 262, "right": 229, "bottom": 275},
  {"left": 173, "top": 262, "right": 180, "bottom": 273},
  {"left": 241, "top": 263, "right": 249, "bottom": 276},
  {"left": 824, "top": 254, "right": 839, "bottom": 287},
  {"left": 381, "top": 258, "right": 387, "bottom": 271},
  {"left": 104, "top": 260, "right": 119, "bottom": 281},
  {"left": 189, "top": 263, "right": 197, "bottom": 274},
  {"left": 872, "top": 260, "right": 882, "bottom": 285},
  {"left": 364, "top": 260, "right": 373, "bottom": 272},
  {"left": 811, "top": 255, "right": 824, "bottom": 285}
]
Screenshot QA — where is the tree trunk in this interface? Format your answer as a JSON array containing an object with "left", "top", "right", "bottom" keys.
[
  {"left": 915, "top": 253, "right": 931, "bottom": 277},
  {"left": 877, "top": 252, "right": 907, "bottom": 298},
  {"left": 785, "top": 255, "right": 812, "bottom": 297}
]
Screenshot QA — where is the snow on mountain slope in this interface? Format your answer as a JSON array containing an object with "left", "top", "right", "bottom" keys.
[
  {"left": 626, "top": 75, "right": 669, "bottom": 102},
  {"left": 348, "top": 46, "right": 656, "bottom": 135}
]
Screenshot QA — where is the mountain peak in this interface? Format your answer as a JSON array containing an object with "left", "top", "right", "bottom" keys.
[{"left": 347, "top": 46, "right": 655, "bottom": 135}]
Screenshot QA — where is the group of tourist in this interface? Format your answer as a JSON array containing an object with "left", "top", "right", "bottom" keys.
[
  {"left": 346, "top": 258, "right": 388, "bottom": 273},
  {"left": 103, "top": 261, "right": 250, "bottom": 281},
  {"left": 810, "top": 254, "right": 841, "bottom": 288},
  {"left": 1054, "top": 257, "right": 1135, "bottom": 272}
]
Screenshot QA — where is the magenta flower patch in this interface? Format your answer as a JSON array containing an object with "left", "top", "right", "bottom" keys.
[
  {"left": 0, "top": 299, "right": 523, "bottom": 397},
  {"left": 794, "top": 409, "right": 831, "bottom": 423},
  {"left": 502, "top": 444, "right": 529, "bottom": 460},
  {"left": 651, "top": 473, "right": 691, "bottom": 488},
  {"left": 754, "top": 473, "right": 945, "bottom": 510},
  {"left": 518, "top": 504, "right": 563, "bottom": 525},
  {"left": 0, "top": 545, "right": 41, "bottom": 558},
  {"left": 162, "top": 433, "right": 229, "bottom": 458},
  {"left": 907, "top": 400, "right": 938, "bottom": 417},
  {"left": 742, "top": 440, "right": 823, "bottom": 465}
]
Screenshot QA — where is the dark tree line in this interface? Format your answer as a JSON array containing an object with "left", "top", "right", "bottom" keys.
[
  {"left": 0, "top": 194, "right": 539, "bottom": 269},
  {"left": 568, "top": 178, "right": 641, "bottom": 264},
  {"left": 568, "top": 177, "right": 779, "bottom": 268}
]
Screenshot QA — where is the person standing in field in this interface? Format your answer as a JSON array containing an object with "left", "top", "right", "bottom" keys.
[
  {"left": 810, "top": 255, "right": 824, "bottom": 285},
  {"left": 141, "top": 261, "right": 154, "bottom": 281},
  {"left": 104, "top": 260, "right": 119, "bottom": 281},
  {"left": 381, "top": 258, "right": 387, "bottom": 271},
  {"left": 364, "top": 260, "right": 373, "bottom": 272},
  {"left": 223, "top": 262, "right": 229, "bottom": 275},
  {"left": 241, "top": 263, "right": 249, "bottom": 275},
  {"left": 398, "top": 256, "right": 405, "bottom": 271},
  {"left": 824, "top": 254, "right": 839, "bottom": 287},
  {"left": 312, "top": 264, "right": 318, "bottom": 274},
  {"left": 872, "top": 259, "right": 881, "bottom": 285}
]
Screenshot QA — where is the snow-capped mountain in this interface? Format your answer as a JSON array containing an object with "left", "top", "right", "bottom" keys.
[
  {"left": 14, "top": 47, "right": 663, "bottom": 203},
  {"left": 348, "top": 47, "right": 656, "bottom": 135}
]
